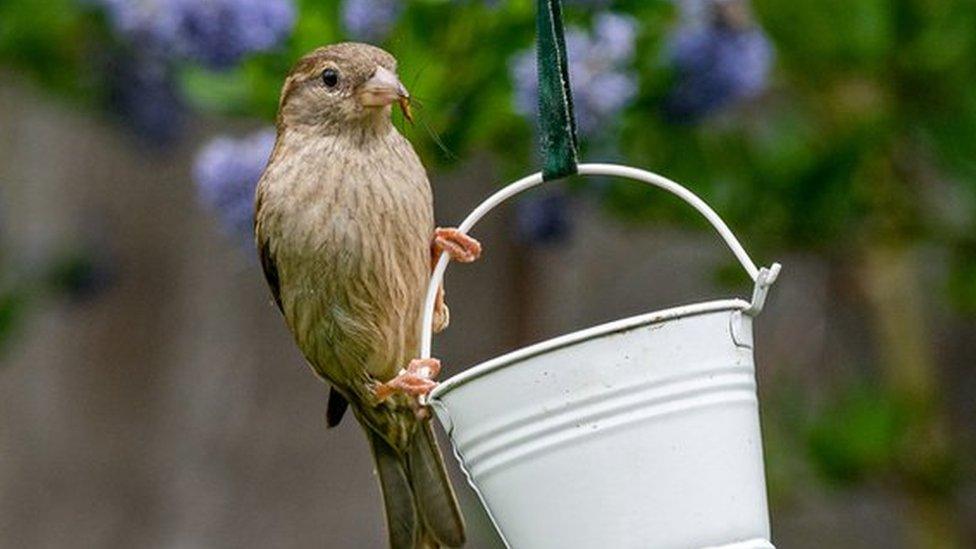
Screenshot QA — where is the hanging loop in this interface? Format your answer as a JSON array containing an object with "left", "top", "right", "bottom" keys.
[{"left": 537, "top": 0, "right": 579, "bottom": 180}]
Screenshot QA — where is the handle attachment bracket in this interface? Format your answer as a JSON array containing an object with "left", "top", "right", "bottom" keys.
[{"left": 744, "top": 263, "right": 781, "bottom": 317}]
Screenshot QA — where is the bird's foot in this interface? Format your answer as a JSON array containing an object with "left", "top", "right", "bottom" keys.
[
  {"left": 373, "top": 358, "right": 442, "bottom": 403},
  {"left": 434, "top": 228, "right": 481, "bottom": 263},
  {"left": 429, "top": 229, "right": 479, "bottom": 334}
]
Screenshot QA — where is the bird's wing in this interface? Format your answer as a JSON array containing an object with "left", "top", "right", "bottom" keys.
[
  {"left": 256, "top": 205, "right": 353, "bottom": 427},
  {"left": 254, "top": 190, "right": 283, "bottom": 312},
  {"left": 257, "top": 236, "right": 283, "bottom": 312}
]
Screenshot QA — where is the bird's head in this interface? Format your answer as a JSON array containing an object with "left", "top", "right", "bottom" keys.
[{"left": 277, "top": 43, "right": 412, "bottom": 132}]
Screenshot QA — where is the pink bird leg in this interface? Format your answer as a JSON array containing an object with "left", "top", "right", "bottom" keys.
[
  {"left": 434, "top": 228, "right": 481, "bottom": 263},
  {"left": 373, "top": 358, "right": 442, "bottom": 402},
  {"left": 430, "top": 228, "right": 482, "bottom": 333}
]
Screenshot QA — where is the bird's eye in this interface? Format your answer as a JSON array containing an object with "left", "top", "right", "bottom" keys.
[{"left": 322, "top": 68, "right": 339, "bottom": 88}]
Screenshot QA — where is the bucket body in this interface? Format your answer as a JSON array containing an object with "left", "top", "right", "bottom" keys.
[{"left": 430, "top": 300, "right": 773, "bottom": 549}]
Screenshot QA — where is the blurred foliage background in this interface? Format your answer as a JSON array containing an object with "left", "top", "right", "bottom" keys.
[{"left": 1, "top": 0, "right": 974, "bottom": 547}]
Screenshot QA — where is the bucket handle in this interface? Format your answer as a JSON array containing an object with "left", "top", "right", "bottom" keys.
[{"left": 421, "top": 163, "right": 780, "bottom": 359}]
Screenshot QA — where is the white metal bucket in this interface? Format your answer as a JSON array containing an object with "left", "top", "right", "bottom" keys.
[{"left": 420, "top": 164, "right": 781, "bottom": 549}]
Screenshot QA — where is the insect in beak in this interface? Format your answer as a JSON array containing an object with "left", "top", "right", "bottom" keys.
[{"left": 399, "top": 96, "right": 413, "bottom": 124}]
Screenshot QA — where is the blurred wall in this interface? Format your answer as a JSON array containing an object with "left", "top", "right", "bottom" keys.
[{"left": 1, "top": 79, "right": 973, "bottom": 548}]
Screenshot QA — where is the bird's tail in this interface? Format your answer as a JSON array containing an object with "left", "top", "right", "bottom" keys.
[
  {"left": 366, "top": 421, "right": 466, "bottom": 549},
  {"left": 408, "top": 421, "right": 466, "bottom": 547}
]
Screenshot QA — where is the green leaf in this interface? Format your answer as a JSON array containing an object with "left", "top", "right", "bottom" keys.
[{"left": 806, "top": 385, "right": 907, "bottom": 485}]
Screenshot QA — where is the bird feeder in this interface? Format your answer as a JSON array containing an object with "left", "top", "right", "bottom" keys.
[
  {"left": 416, "top": 3, "right": 780, "bottom": 547},
  {"left": 420, "top": 164, "right": 780, "bottom": 549}
]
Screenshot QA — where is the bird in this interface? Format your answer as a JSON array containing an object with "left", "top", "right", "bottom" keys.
[{"left": 254, "top": 42, "right": 481, "bottom": 548}]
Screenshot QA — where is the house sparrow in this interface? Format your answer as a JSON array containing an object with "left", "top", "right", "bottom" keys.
[{"left": 254, "top": 43, "right": 480, "bottom": 548}]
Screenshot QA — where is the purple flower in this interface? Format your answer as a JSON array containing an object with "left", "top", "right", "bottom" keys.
[
  {"left": 94, "top": 0, "right": 296, "bottom": 70},
  {"left": 664, "top": 0, "right": 774, "bottom": 122},
  {"left": 341, "top": 0, "right": 402, "bottom": 43},
  {"left": 592, "top": 12, "right": 639, "bottom": 62},
  {"left": 511, "top": 12, "right": 639, "bottom": 138},
  {"left": 92, "top": 0, "right": 181, "bottom": 50},
  {"left": 675, "top": 0, "right": 713, "bottom": 25},
  {"left": 105, "top": 54, "right": 185, "bottom": 143},
  {"left": 193, "top": 129, "right": 276, "bottom": 244},
  {"left": 174, "top": 0, "right": 295, "bottom": 68}
]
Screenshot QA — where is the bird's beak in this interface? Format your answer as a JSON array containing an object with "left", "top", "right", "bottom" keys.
[{"left": 357, "top": 66, "right": 412, "bottom": 123}]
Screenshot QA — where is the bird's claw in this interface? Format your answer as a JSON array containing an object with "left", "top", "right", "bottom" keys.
[
  {"left": 373, "top": 358, "right": 442, "bottom": 403},
  {"left": 433, "top": 285, "right": 450, "bottom": 333},
  {"left": 434, "top": 228, "right": 481, "bottom": 263}
]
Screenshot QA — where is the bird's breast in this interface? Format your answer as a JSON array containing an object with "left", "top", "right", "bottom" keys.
[{"left": 259, "top": 130, "right": 434, "bottom": 381}]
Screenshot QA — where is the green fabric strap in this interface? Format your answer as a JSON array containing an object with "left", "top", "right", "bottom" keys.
[{"left": 536, "top": 0, "right": 579, "bottom": 181}]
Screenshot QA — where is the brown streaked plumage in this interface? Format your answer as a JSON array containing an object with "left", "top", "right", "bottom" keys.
[{"left": 254, "top": 43, "right": 479, "bottom": 549}]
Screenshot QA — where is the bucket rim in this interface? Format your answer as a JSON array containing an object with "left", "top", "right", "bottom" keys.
[{"left": 430, "top": 298, "right": 750, "bottom": 401}]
